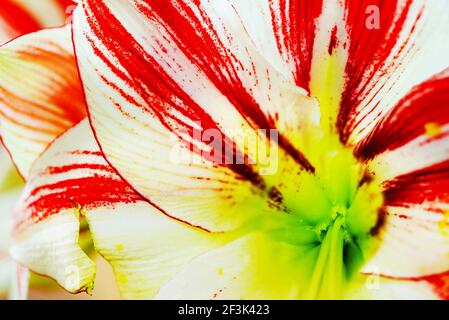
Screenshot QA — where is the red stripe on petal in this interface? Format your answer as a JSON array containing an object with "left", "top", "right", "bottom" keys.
[
  {"left": 0, "top": 0, "right": 41, "bottom": 36},
  {"left": 356, "top": 70, "right": 449, "bottom": 160},
  {"left": 0, "top": 28, "right": 87, "bottom": 177},
  {"left": 379, "top": 271, "right": 449, "bottom": 300},
  {"left": 269, "top": 0, "right": 323, "bottom": 92},
  {"left": 15, "top": 134, "right": 144, "bottom": 231},
  {"left": 14, "top": 47, "right": 86, "bottom": 123},
  {"left": 137, "top": 0, "right": 270, "bottom": 129},
  {"left": 383, "top": 159, "right": 449, "bottom": 208},
  {"left": 327, "top": 26, "right": 338, "bottom": 55},
  {"left": 138, "top": 0, "right": 314, "bottom": 171},
  {"left": 422, "top": 271, "right": 449, "bottom": 300},
  {"left": 88, "top": 0, "right": 313, "bottom": 172},
  {"left": 23, "top": 172, "right": 142, "bottom": 224},
  {"left": 81, "top": 1, "right": 263, "bottom": 184},
  {"left": 82, "top": 0, "right": 313, "bottom": 179},
  {"left": 337, "top": 0, "right": 415, "bottom": 143}
]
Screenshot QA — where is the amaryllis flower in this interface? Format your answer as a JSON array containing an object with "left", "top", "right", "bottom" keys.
[{"left": 1, "top": 0, "right": 449, "bottom": 299}]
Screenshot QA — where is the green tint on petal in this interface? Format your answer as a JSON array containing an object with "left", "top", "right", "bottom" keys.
[
  {"left": 282, "top": 173, "right": 332, "bottom": 225},
  {"left": 235, "top": 120, "right": 384, "bottom": 299}
]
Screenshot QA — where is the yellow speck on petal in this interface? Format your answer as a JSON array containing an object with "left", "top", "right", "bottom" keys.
[
  {"left": 217, "top": 267, "right": 223, "bottom": 276},
  {"left": 116, "top": 244, "right": 124, "bottom": 252},
  {"left": 438, "top": 210, "right": 449, "bottom": 237},
  {"left": 425, "top": 122, "right": 442, "bottom": 138},
  {"left": 118, "top": 273, "right": 127, "bottom": 284}
]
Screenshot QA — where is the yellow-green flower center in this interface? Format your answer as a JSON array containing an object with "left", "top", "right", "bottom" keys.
[{"left": 238, "top": 131, "right": 384, "bottom": 299}]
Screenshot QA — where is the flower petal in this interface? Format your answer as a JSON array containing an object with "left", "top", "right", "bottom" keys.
[
  {"left": 156, "top": 233, "right": 309, "bottom": 300},
  {"left": 0, "top": 26, "right": 86, "bottom": 178},
  {"left": 11, "top": 211, "right": 96, "bottom": 294},
  {"left": 87, "top": 202, "right": 228, "bottom": 299},
  {"left": 220, "top": 0, "right": 323, "bottom": 91},
  {"left": 364, "top": 205, "right": 449, "bottom": 278},
  {"left": 420, "top": 271, "right": 449, "bottom": 300},
  {"left": 228, "top": 1, "right": 449, "bottom": 139},
  {"left": 371, "top": 149, "right": 449, "bottom": 279},
  {"left": 248, "top": 0, "right": 448, "bottom": 140},
  {"left": 73, "top": 0, "right": 326, "bottom": 232},
  {"left": 76, "top": 0, "right": 317, "bottom": 166},
  {"left": 341, "top": 69, "right": 449, "bottom": 279},
  {"left": 10, "top": 119, "right": 225, "bottom": 298},
  {"left": 335, "top": 0, "right": 449, "bottom": 144},
  {"left": 10, "top": 120, "right": 133, "bottom": 293},
  {"left": 0, "top": 0, "right": 73, "bottom": 45},
  {"left": 356, "top": 69, "right": 449, "bottom": 180}
]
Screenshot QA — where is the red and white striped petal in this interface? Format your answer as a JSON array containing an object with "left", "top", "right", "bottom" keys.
[
  {"left": 353, "top": 70, "right": 449, "bottom": 278},
  {"left": 357, "top": 69, "right": 449, "bottom": 180},
  {"left": 10, "top": 119, "right": 225, "bottom": 298},
  {"left": 73, "top": 0, "right": 322, "bottom": 232},
  {"left": 0, "top": 0, "right": 74, "bottom": 45},
  {"left": 334, "top": 0, "right": 449, "bottom": 144},
  {"left": 0, "top": 26, "right": 86, "bottom": 178},
  {"left": 224, "top": 1, "right": 449, "bottom": 139},
  {"left": 74, "top": 0, "right": 317, "bottom": 166},
  {"left": 223, "top": 0, "right": 332, "bottom": 95},
  {"left": 364, "top": 206, "right": 449, "bottom": 278},
  {"left": 234, "top": 0, "right": 448, "bottom": 140},
  {"left": 202, "top": 0, "right": 343, "bottom": 134}
]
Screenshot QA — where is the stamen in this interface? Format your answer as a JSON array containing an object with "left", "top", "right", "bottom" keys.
[{"left": 425, "top": 122, "right": 442, "bottom": 138}]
